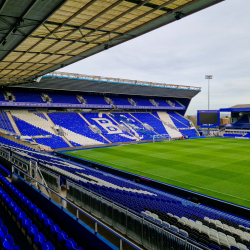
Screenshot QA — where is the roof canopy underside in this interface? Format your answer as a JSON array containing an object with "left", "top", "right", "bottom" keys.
[
  {"left": 0, "top": 0, "right": 224, "bottom": 85},
  {"left": 16, "top": 75, "right": 200, "bottom": 98}
]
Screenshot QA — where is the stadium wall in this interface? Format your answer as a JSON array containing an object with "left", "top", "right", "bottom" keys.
[{"left": 57, "top": 152, "right": 250, "bottom": 221}]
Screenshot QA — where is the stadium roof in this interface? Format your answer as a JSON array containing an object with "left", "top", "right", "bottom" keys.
[
  {"left": 220, "top": 104, "right": 250, "bottom": 112},
  {"left": 0, "top": 0, "right": 224, "bottom": 85},
  {"left": 229, "top": 104, "right": 250, "bottom": 109},
  {"left": 15, "top": 71, "right": 201, "bottom": 98}
]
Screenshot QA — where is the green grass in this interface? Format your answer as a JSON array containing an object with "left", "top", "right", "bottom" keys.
[{"left": 63, "top": 138, "right": 250, "bottom": 208}]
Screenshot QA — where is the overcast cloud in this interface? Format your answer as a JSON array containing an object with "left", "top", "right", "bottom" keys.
[{"left": 62, "top": 0, "right": 250, "bottom": 115}]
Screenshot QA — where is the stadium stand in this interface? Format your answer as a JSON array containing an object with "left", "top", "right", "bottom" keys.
[
  {"left": 154, "top": 98, "right": 172, "bottom": 107},
  {"left": 168, "top": 111, "right": 191, "bottom": 128},
  {"left": 131, "top": 97, "right": 153, "bottom": 106},
  {"left": 0, "top": 111, "right": 16, "bottom": 134},
  {"left": 82, "top": 95, "right": 107, "bottom": 105},
  {"left": 48, "top": 112, "right": 107, "bottom": 145},
  {"left": 111, "top": 113, "right": 157, "bottom": 140},
  {"left": 243, "top": 132, "right": 250, "bottom": 137},
  {"left": 110, "top": 96, "right": 132, "bottom": 106},
  {"left": 180, "top": 129, "right": 198, "bottom": 138},
  {"left": 0, "top": 92, "right": 6, "bottom": 102},
  {"left": 1, "top": 137, "right": 250, "bottom": 250},
  {"left": 35, "top": 135, "right": 69, "bottom": 149},
  {"left": 12, "top": 92, "right": 45, "bottom": 103},
  {"left": 0, "top": 107, "right": 199, "bottom": 150},
  {"left": 84, "top": 113, "right": 137, "bottom": 143},
  {"left": 131, "top": 112, "right": 169, "bottom": 136},
  {"left": 49, "top": 93, "right": 80, "bottom": 104},
  {"left": 234, "top": 115, "right": 249, "bottom": 125},
  {"left": 0, "top": 172, "right": 84, "bottom": 250}
]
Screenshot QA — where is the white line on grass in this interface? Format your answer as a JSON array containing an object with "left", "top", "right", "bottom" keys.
[{"left": 78, "top": 154, "right": 250, "bottom": 203}]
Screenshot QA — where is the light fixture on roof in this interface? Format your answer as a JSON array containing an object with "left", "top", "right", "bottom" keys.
[{"left": 175, "top": 12, "right": 185, "bottom": 20}]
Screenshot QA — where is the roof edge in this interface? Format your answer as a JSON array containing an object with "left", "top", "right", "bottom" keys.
[{"left": 39, "top": 71, "right": 201, "bottom": 92}]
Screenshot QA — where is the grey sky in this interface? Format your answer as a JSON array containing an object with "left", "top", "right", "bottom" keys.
[{"left": 62, "top": 0, "right": 250, "bottom": 115}]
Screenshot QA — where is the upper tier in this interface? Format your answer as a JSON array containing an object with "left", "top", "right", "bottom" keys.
[{"left": 0, "top": 89, "right": 189, "bottom": 110}]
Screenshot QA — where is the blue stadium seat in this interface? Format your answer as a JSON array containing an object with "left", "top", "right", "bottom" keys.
[
  {"left": 34, "top": 232, "right": 46, "bottom": 249},
  {"left": 41, "top": 241, "right": 55, "bottom": 250},
  {"left": 50, "top": 224, "right": 61, "bottom": 237},
  {"left": 57, "top": 230, "right": 68, "bottom": 245},
  {"left": 27, "top": 224, "right": 38, "bottom": 241},
  {"left": 65, "top": 238, "right": 78, "bottom": 250},
  {"left": 44, "top": 218, "right": 54, "bottom": 230},
  {"left": 2, "top": 234, "right": 14, "bottom": 250},
  {"left": 0, "top": 225, "right": 8, "bottom": 242}
]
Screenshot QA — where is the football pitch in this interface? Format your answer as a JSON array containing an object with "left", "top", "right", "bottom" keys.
[{"left": 63, "top": 138, "right": 250, "bottom": 208}]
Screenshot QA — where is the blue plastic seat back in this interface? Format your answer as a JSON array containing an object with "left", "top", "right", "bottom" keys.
[
  {"left": 46, "top": 241, "right": 55, "bottom": 250},
  {"left": 2, "top": 238, "right": 11, "bottom": 250},
  {"left": 57, "top": 230, "right": 68, "bottom": 244},
  {"left": 6, "top": 234, "right": 14, "bottom": 248},
  {"left": 1, "top": 225, "right": 8, "bottom": 237},
  {"left": 27, "top": 224, "right": 38, "bottom": 239},
  {"left": 69, "top": 239, "right": 77, "bottom": 248},
  {"left": 41, "top": 243, "right": 49, "bottom": 250},
  {"left": 44, "top": 218, "right": 53, "bottom": 229},
  {"left": 34, "top": 232, "right": 46, "bottom": 247},
  {"left": 51, "top": 224, "right": 61, "bottom": 236},
  {"left": 13, "top": 245, "right": 20, "bottom": 250},
  {"left": 23, "top": 218, "right": 32, "bottom": 230},
  {"left": 65, "top": 240, "right": 74, "bottom": 250}
]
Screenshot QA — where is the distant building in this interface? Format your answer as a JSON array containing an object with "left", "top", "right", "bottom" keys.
[{"left": 220, "top": 117, "right": 230, "bottom": 125}]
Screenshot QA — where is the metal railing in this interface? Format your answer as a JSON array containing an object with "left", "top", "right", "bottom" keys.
[
  {"left": 12, "top": 166, "right": 142, "bottom": 250},
  {"left": 11, "top": 166, "right": 206, "bottom": 250},
  {"left": 66, "top": 181, "right": 207, "bottom": 250}
]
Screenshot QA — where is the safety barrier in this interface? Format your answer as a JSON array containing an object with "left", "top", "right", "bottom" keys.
[
  {"left": 66, "top": 180, "right": 206, "bottom": 250},
  {"left": 12, "top": 166, "right": 143, "bottom": 250},
  {"left": 40, "top": 167, "right": 61, "bottom": 193}
]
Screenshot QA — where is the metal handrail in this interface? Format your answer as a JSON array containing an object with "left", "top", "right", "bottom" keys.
[{"left": 12, "top": 165, "right": 206, "bottom": 250}]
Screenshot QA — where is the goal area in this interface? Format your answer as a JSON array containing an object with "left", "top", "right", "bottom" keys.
[{"left": 153, "top": 134, "right": 171, "bottom": 143}]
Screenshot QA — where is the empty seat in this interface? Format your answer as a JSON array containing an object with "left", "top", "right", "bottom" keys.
[
  {"left": 57, "top": 230, "right": 68, "bottom": 245},
  {"left": 179, "top": 229, "right": 189, "bottom": 237},
  {"left": 2, "top": 234, "right": 14, "bottom": 250}
]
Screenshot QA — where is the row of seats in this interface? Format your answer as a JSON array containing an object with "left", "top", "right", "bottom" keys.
[
  {"left": 0, "top": 136, "right": 35, "bottom": 152},
  {"left": 1, "top": 110, "right": 197, "bottom": 148},
  {"left": 0, "top": 165, "right": 10, "bottom": 177},
  {"left": 143, "top": 208, "right": 250, "bottom": 250},
  {"left": 0, "top": 111, "right": 15, "bottom": 134},
  {"left": 0, "top": 91, "right": 183, "bottom": 108},
  {"left": 179, "top": 129, "right": 198, "bottom": 138},
  {"left": 0, "top": 174, "right": 84, "bottom": 250},
  {"left": 48, "top": 112, "right": 106, "bottom": 144},
  {"left": 0, "top": 177, "right": 54, "bottom": 250},
  {"left": 0, "top": 219, "right": 19, "bottom": 250}
]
